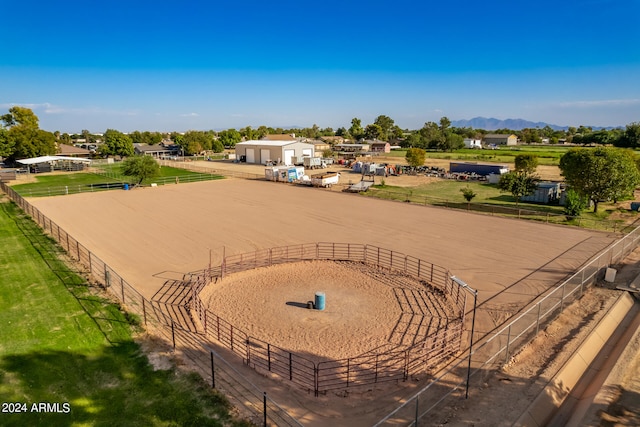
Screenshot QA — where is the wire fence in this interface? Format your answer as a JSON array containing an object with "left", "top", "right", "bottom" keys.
[
  {"left": 374, "top": 222, "right": 640, "bottom": 426},
  {"left": 365, "top": 189, "right": 630, "bottom": 233},
  {"left": 0, "top": 181, "right": 302, "bottom": 427}
]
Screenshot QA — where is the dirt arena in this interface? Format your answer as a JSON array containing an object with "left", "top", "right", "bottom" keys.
[{"left": 28, "top": 177, "right": 618, "bottom": 425}]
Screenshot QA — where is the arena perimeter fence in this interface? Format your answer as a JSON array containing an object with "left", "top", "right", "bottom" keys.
[
  {"left": 368, "top": 189, "right": 628, "bottom": 233},
  {"left": 374, "top": 223, "right": 640, "bottom": 426},
  {"left": 7, "top": 175, "right": 636, "bottom": 426},
  {"left": 189, "top": 243, "right": 471, "bottom": 397},
  {"left": 0, "top": 182, "right": 302, "bottom": 427}
]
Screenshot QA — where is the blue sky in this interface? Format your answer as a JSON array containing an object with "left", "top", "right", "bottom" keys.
[{"left": 2, "top": 0, "right": 639, "bottom": 133}]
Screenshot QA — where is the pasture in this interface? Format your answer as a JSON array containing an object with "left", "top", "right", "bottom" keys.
[{"left": 0, "top": 197, "right": 248, "bottom": 426}]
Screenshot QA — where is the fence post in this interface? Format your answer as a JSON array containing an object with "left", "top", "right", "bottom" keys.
[
  {"left": 375, "top": 353, "right": 379, "bottom": 383},
  {"left": 142, "top": 299, "right": 147, "bottom": 326},
  {"left": 339, "top": 362, "right": 352, "bottom": 392},
  {"left": 505, "top": 325, "right": 511, "bottom": 365},
  {"left": 121, "top": 277, "right": 125, "bottom": 303},
  {"left": 535, "top": 303, "right": 541, "bottom": 335},
  {"left": 267, "top": 344, "right": 271, "bottom": 371},
  {"left": 263, "top": 392, "right": 267, "bottom": 427},
  {"left": 104, "top": 270, "right": 111, "bottom": 288},
  {"left": 171, "top": 322, "right": 176, "bottom": 349},
  {"left": 211, "top": 351, "right": 215, "bottom": 388},
  {"left": 415, "top": 395, "right": 420, "bottom": 427}
]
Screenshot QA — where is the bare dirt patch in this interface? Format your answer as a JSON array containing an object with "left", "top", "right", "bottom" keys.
[{"left": 200, "top": 260, "right": 457, "bottom": 362}]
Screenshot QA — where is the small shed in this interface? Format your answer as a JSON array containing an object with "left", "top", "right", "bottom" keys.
[
  {"left": 236, "top": 140, "right": 314, "bottom": 166},
  {"left": 521, "top": 182, "right": 562, "bottom": 204},
  {"left": 463, "top": 138, "right": 482, "bottom": 149}
]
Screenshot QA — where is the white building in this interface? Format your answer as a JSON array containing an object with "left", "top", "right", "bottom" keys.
[
  {"left": 235, "top": 140, "right": 315, "bottom": 165},
  {"left": 463, "top": 138, "right": 483, "bottom": 149}
]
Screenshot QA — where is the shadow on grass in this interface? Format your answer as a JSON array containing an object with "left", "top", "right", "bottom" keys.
[
  {"left": 0, "top": 345, "right": 239, "bottom": 426},
  {"left": 4, "top": 202, "right": 136, "bottom": 345}
]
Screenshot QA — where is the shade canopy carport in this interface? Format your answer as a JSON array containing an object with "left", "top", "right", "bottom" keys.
[{"left": 17, "top": 156, "right": 93, "bottom": 173}]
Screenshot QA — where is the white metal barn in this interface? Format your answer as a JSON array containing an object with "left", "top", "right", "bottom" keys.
[{"left": 235, "top": 140, "right": 315, "bottom": 166}]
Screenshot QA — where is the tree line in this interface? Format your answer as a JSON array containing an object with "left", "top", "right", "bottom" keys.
[{"left": 2, "top": 106, "right": 640, "bottom": 162}]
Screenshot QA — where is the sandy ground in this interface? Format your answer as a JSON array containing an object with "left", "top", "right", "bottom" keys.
[
  {"left": 27, "top": 175, "right": 620, "bottom": 425},
  {"left": 201, "top": 260, "right": 458, "bottom": 362}
]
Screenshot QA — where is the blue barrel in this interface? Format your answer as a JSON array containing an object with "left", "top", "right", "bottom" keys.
[
  {"left": 315, "top": 292, "right": 325, "bottom": 311},
  {"left": 631, "top": 202, "right": 640, "bottom": 211},
  {"left": 123, "top": 183, "right": 129, "bottom": 190}
]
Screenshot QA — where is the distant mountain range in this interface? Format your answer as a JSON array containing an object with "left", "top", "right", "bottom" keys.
[
  {"left": 451, "top": 117, "right": 621, "bottom": 131},
  {"left": 451, "top": 117, "right": 568, "bottom": 131}
]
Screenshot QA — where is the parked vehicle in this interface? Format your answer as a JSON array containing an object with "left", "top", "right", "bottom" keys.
[
  {"left": 303, "top": 157, "right": 326, "bottom": 169},
  {"left": 310, "top": 172, "right": 340, "bottom": 188}
]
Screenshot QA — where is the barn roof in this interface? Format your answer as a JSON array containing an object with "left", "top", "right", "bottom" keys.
[
  {"left": 236, "top": 140, "right": 312, "bottom": 147},
  {"left": 17, "top": 156, "right": 93, "bottom": 165}
]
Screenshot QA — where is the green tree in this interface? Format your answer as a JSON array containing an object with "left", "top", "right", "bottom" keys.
[
  {"left": 419, "top": 121, "right": 441, "bottom": 150},
  {"left": 1, "top": 106, "right": 56, "bottom": 160},
  {"left": 1, "top": 106, "right": 39, "bottom": 128},
  {"left": 439, "top": 116, "right": 451, "bottom": 132},
  {"left": 180, "top": 130, "right": 214, "bottom": 155},
  {"left": 373, "top": 115, "right": 395, "bottom": 141},
  {"left": 218, "top": 129, "right": 242, "bottom": 148},
  {"left": 349, "top": 118, "right": 364, "bottom": 141},
  {"left": 514, "top": 154, "right": 539, "bottom": 174},
  {"left": 519, "top": 128, "right": 541, "bottom": 144},
  {"left": 364, "top": 123, "right": 383, "bottom": 140},
  {"left": 130, "top": 131, "right": 163, "bottom": 145},
  {"left": 390, "top": 125, "right": 404, "bottom": 140},
  {"left": 460, "top": 186, "right": 477, "bottom": 209},
  {"left": 405, "top": 147, "right": 426, "bottom": 167},
  {"left": 0, "top": 127, "right": 14, "bottom": 158},
  {"left": 335, "top": 127, "right": 347, "bottom": 137},
  {"left": 563, "top": 189, "right": 588, "bottom": 219},
  {"left": 101, "top": 129, "right": 134, "bottom": 158},
  {"left": 616, "top": 122, "right": 640, "bottom": 148},
  {"left": 497, "top": 171, "right": 540, "bottom": 206},
  {"left": 442, "top": 131, "right": 464, "bottom": 151},
  {"left": 121, "top": 155, "right": 160, "bottom": 185},
  {"left": 559, "top": 147, "right": 640, "bottom": 212}
]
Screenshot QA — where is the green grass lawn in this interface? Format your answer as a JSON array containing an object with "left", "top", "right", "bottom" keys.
[
  {"left": 0, "top": 198, "right": 249, "bottom": 426},
  {"left": 385, "top": 146, "right": 571, "bottom": 165},
  {"left": 11, "top": 165, "right": 224, "bottom": 197},
  {"left": 366, "top": 180, "right": 634, "bottom": 231}
]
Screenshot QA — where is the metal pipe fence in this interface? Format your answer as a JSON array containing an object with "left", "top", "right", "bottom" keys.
[
  {"left": 0, "top": 181, "right": 301, "bottom": 426},
  {"left": 374, "top": 222, "right": 640, "bottom": 426},
  {"left": 9, "top": 174, "right": 626, "bottom": 425},
  {"left": 193, "top": 242, "right": 470, "bottom": 397}
]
